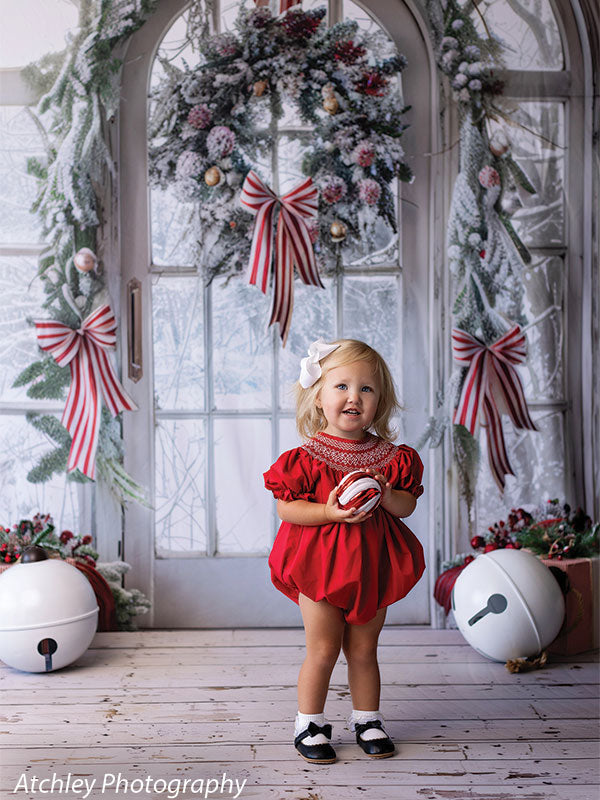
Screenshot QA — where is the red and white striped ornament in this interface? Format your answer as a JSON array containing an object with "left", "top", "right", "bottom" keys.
[
  {"left": 452, "top": 325, "right": 538, "bottom": 492},
  {"left": 336, "top": 470, "right": 382, "bottom": 514},
  {"left": 35, "top": 304, "right": 137, "bottom": 480},
  {"left": 240, "top": 170, "right": 323, "bottom": 346}
]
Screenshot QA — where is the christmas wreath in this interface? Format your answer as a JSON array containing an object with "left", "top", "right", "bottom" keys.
[{"left": 148, "top": 4, "right": 412, "bottom": 283}]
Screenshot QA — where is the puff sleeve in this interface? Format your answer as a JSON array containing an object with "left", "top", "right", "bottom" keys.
[
  {"left": 392, "top": 445, "right": 424, "bottom": 499},
  {"left": 263, "top": 448, "right": 315, "bottom": 502}
]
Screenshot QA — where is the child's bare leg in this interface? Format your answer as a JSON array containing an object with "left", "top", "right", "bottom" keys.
[
  {"left": 342, "top": 607, "right": 387, "bottom": 710},
  {"left": 298, "top": 593, "right": 345, "bottom": 713}
]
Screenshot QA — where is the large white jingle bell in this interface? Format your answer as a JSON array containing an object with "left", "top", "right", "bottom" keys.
[
  {"left": 451, "top": 548, "right": 565, "bottom": 662},
  {"left": 0, "top": 547, "right": 99, "bottom": 673}
]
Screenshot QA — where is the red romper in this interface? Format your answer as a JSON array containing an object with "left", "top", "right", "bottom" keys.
[{"left": 264, "top": 432, "right": 426, "bottom": 625}]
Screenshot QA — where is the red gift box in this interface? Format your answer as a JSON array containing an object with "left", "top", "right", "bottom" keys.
[{"left": 541, "top": 556, "right": 599, "bottom": 655}]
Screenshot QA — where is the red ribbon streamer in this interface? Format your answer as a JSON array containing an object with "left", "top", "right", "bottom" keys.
[
  {"left": 35, "top": 304, "right": 137, "bottom": 479},
  {"left": 240, "top": 170, "right": 322, "bottom": 346},
  {"left": 452, "top": 325, "right": 538, "bottom": 492}
]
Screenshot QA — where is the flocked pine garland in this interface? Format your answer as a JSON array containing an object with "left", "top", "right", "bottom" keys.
[
  {"left": 12, "top": 0, "right": 174, "bottom": 505},
  {"left": 419, "top": 0, "right": 539, "bottom": 509},
  {"left": 148, "top": 4, "right": 413, "bottom": 281}
]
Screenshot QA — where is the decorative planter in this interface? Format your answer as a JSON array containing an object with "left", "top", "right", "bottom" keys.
[{"left": 540, "top": 557, "right": 599, "bottom": 655}]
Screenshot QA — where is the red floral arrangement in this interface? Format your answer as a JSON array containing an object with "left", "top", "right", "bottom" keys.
[
  {"left": 434, "top": 499, "right": 599, "bottom": 614},
  {"left": 332, "top": 39, "right": 366, "bottom": 65},
  {"left": 0, "top": 513, "right": 97, "bottom": 566},
  {"left": 355, "top": 71, "right": 388, "bottom": 96}
]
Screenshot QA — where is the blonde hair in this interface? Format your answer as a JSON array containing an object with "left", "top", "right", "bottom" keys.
[{"left": 294, "top": 339, "right": 401, "bottom": 441}]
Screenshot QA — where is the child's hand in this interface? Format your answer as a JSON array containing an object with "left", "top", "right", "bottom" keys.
[
  {"left": 365, "top": 468, "right": 393, "bottom": 511},
  {"left": 324, "top": 488, "right": 373, "bottom": 524},
  {"left": 365, "top": 468, "right": 417, "bottom": 518}
]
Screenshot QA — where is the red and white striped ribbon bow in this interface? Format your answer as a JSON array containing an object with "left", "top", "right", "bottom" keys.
[
  {"left": 35, "top": 304, "right": 137, "bottom": 479},
  {"left": 452, "top": 325, "right": 538, "bottom": 492},
  {"left": 240, "top": 170, "right": 323, "bottom": 346}
]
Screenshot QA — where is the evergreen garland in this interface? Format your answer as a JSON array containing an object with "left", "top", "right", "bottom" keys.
[
  {"left": 419, "top": 0, "right": 538, "bottom": 508},
  {"left": 11, "top": 0, "right": 199, "bottom": 504}
]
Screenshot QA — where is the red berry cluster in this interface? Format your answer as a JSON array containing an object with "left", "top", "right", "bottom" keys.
[
  {"left": 0, "top": 536, "right": 18, "bottom": 564},
  {"left": 355, "top": 71, "right": 388, "bottom": 96},
  {"left": 60, "top": 529, "right": 95, "bottom": 565},
  {"left": 279, "top": 8, "right": 325, "bottom": 42},
  {"left": 332, "top": 40, "right": 366, "bottom": 65},
  {"left": 469, "top": 506, "right": 533, "bottom": 553}
]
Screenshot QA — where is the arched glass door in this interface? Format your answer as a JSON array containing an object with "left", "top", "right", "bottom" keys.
[{"left": 120, "top": 0, "right": 435, "bottom": 627}]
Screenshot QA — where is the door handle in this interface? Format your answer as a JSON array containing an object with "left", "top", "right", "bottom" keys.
[{"left": 127, "top": 278, "right": 142, "bottom": 382}]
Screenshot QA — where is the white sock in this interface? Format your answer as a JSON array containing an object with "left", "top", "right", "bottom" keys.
[
  {"left": 348, "top": 709, "right": 388, "bottom": 741},
  {"left": 295, "top": 711, "right": 330, "bottom": 745}
]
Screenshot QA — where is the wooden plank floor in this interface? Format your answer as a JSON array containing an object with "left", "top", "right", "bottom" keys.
[{"left": 1, "top": 628, "right": 599, "bottom": 800}]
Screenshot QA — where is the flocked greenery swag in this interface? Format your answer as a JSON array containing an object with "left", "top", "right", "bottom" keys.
[
  {"left": 419, "top": 0, "right": 539, "bottom": 510},
  {"left": 16, "top": 0, "right": 538, "bottom": 511},
  {"left": 13, "top": 0, "right": 184, "bottom": 505}
]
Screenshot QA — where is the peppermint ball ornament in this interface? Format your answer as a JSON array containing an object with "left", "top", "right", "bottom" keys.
[
  {"left": 73, "top": 248, "right": 97, "bottom": 273},
  {"left": 336, "top": 471, "right": 382, "bottom": 514}
]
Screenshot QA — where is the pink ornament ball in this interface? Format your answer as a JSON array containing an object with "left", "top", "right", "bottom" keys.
[
  {"left": 187, "top": 104, "right": 211, "bottom": 130},
  {"left": 73, "top": 248, "right": 97, "bottom": 273},
  {"left": 358, "top": 178, "right": 381, "bottom": 205},
  {"left": 336, "top": 470, "right": 382, "bottom": 514}
]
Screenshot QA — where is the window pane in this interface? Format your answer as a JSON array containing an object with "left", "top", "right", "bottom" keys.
[
  {"left": 278, "top": 277, "right": 336, "bottom": 410},
  {"left": 474, "top": 409, "right": 567, "bottom": 530},
  {"left": 155, "top": 418, "right": 207, "bottom": 554},
  {"left": 521, "top": 256, "right": 564, "bottom": 402},
  {"left": 150, "top": 10, "right": 199, "bottom": 84},
  {"left": 0, "top": 106, "right": 45, "bottom": 244},
  {"left": 214, "top": 417, "right": 272, "bottom": 554},
  {"left": 343, "top": 0, "right": 397, "bottom": 58},
  {"left": 0, "top": 255, "right": 47, "bottom": 402},
  {"left": 0, "top": 0, "right": 78, "bottom": 68},
  {"left": 473, "top": 0, "right": 563, "bottom": 71},
  {"left": 150, "top": 186, "right": 199, "bottom": 267},
  {"left": 212, "top": 276, "right": 272, "bottom": 410},
  {"left": 279, "top": 416, "right": 301, "bottom": 455},
  {"left": 152, "top": 276, "right": 205, "bottom": 411},
  {"left": 0, "top": 414, "right": 79, "bottom": 533},
  {"left": 278, "top": 134, "right": 309, "bottom": 195},
  {"left": 343, "top": 275, "right": 401, "bottom": 376},
  {"left": 492, "top": 103, "right": 565, "bottom": 248}
]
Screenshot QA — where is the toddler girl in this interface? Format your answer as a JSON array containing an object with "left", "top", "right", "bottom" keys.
[{"left": 263, "top": 338, "right": 425, "bottom": 763}]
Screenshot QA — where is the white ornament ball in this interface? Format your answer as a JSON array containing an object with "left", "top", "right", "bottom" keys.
[
  {"left": 0, "top": 548, "right": 99, "bottom": 672},
  {"left": 336, "top": 470, "right": 382, "bottom": 514},
  {"left": 73, "top": 248, "right": 97, "bottom": 273},
  {"left": 451, "top": 549, "right": 565, "bottom": 662}
]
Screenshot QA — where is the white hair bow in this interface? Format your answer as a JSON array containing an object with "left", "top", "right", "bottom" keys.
[{"left": 298, "top": 338, "right": 340, "bottom": 388}]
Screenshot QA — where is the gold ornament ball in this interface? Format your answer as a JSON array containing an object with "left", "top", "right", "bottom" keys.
[
  {"left": 323, "top": 96, "right": 339, "bottom": 115},
  {"left": 73, "top": 247, "right": 97, "bottom": 273},
  {"left": 330, "top": 221, "right": 347, "bottom": 242},
  {"left": 204, "top": 167, "right": 221, "bottom": 186},
  {"left": 252, "top": 80, "right": 268, "bottom": 97}
]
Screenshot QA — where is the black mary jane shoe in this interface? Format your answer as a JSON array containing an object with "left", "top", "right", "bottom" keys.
[
  {"left": 354, "top": 720, "right": 396, "bottom": 759},
  {"left": 294, "top": 722, "right": 336, "bottom": 764}
]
